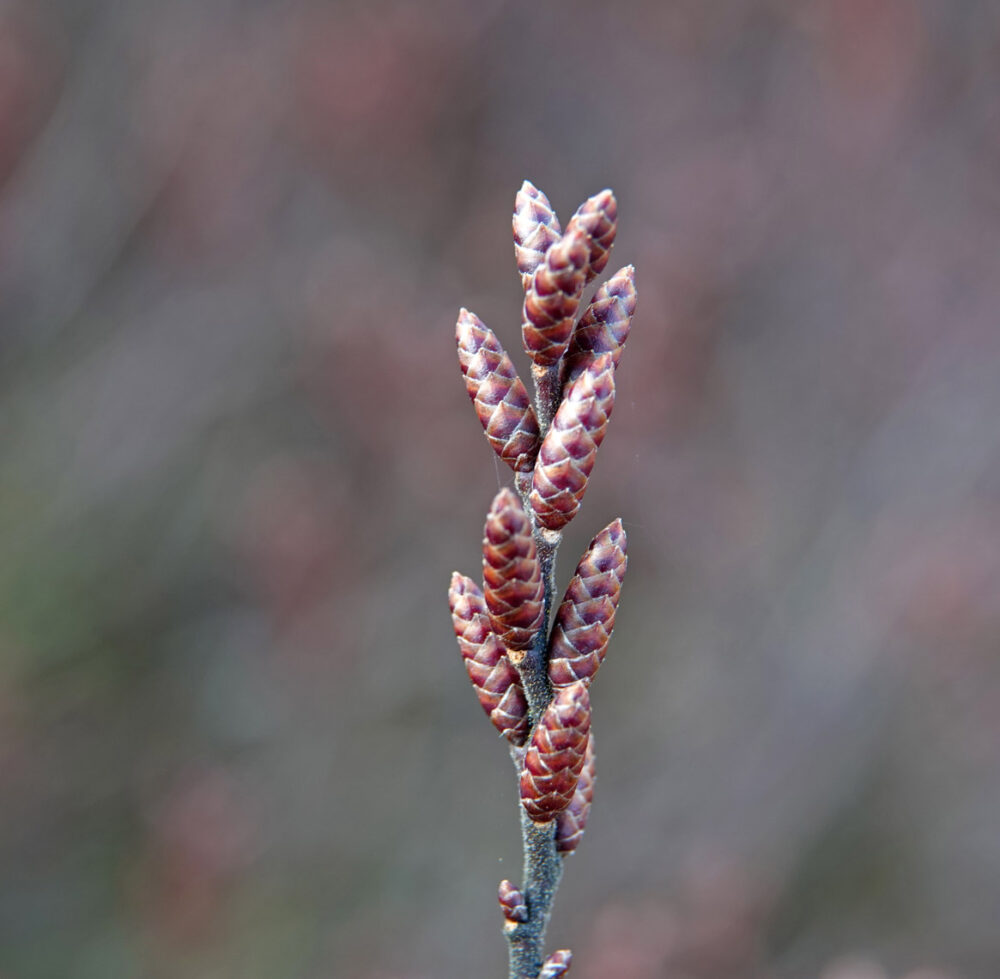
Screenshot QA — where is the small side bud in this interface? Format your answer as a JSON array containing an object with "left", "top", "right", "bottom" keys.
[
  {"left": 565, "top": 187, "right": 617, "bottom": 283},
  {"left": 530, "top": 354, "right": 616, "bottom": 531},
  {"left": 483, "top": 489, "right": 545, "bottom": 651},
  {"left": 456, "top": 309, "right": 541, "bottom": 473},
  {"left": 522, "top": 229, "right": 589, "bottom": 367},
  {"left": 564, "top": 265, "right": 637, "bottom": 384},
  {"left": 519, "top": 683, "right": 591, "bottom": 821},
  {"left": 498, "top": 879, "right": 529, "bottom": 923},
  {"left": 556, "top": 734, "right": 595, "bottom": 854},
  {"left": 540, "top": 949, "right": 574, "bottom": 977},
  {"left": 448, "top": 573, "right": 529, "bottom": 744},
  {"left": 513, "top": 180, "right": 562, "bottom": 289},
  {"left": 549, "top": 520, "right": 627, "bottom": 686}
]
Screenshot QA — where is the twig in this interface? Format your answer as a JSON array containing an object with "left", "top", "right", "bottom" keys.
[{"left": 450, "top": 180, "right": 636, "bottom": 977}]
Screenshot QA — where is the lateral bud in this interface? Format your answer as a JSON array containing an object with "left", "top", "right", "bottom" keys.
[
  {"left": 565, "top": 187, "right": 617, "bottom": 283},
  {"left": 539, "top": 949, "right": 574, "bottom": 977},
  {"left": 456, "top": 309, "right": 541, "bottom": 473},
  {"left": 448, "top": 573, "right": 529, "bottom": 744},
  {"left": 497, "top": 879, "right": 529, "bottom": 923},
  {"left": 564, "top": 265, "right": 637, "bottom": 384},
  {"left": 549, "top": 519, "right": 627, "bottom": 686},
  {"left": 529, "top": 353, "right": 616, "bottom": 531},
  {"left": 519, "top": 683, "right": 591, "bottom": 821},
  {"left": 483, "top": 488, "right": 545, "bottom": 651},
  {"left": 522, "top": 228, "right": 589, "bottom": 367},
  {"left": 513, "top": 180, "right": 562, "bottom": 289},
  {"left": 556, "top": 734, "right": 596, "bottom": 855}
]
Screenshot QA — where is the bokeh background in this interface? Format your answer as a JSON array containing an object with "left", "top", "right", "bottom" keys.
[{"left": 2, "top": 1, "right": 1000, "bottom": 977}]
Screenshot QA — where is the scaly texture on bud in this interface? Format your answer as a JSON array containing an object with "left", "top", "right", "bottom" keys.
[
  {"left": 530, "top": 354, "right": 616, "bottom": 531},
  {"left": 448, "top": 573, "right": 529, "bottom": 744},
  {"left": 549, "top": 520, "right": 627, "bottom": 686},
  {"left": 565, "top": 188, "right": 617, "bottom": 283},
  {"left": 456, "top": 309, "right": 541, "bottom": 473},
  {"left": 482, "top": 488, "right": 545, "bottom": 650},
  {"left": 498, "top": 879, "right": 529, "bottom": 923},
  {"left": 539, "top": 949, "right": 574, "bottom": 977},
  {"left": 564, "top": 265, "right": 637, "bottom": 384},
  {"left": 556, "top": 734, "right": 595, "bottom": 854},
  {"left": 519, "top": 682, "right": 591, "bottom": 821},
  {"left": 522, "top": 229, "right": 589, "bottom": 367},
  {"left": 513, "top": 180, "right": 562, "bottom": 289}
]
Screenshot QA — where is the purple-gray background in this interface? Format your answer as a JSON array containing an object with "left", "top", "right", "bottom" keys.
[{"left": 2, "top": 2, "right": 999, "bottom": 977}]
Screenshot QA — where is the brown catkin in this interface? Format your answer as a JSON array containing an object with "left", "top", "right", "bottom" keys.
[
  {"left": 448, "top": 573, "right": 529, "bottom": 744},
  {"left": 513, "top": 180, "right": 562, "bottom": 289},
  {"left": 555, "top": 734, "right": 595, "bottom": 855},
  {"left": 530, "top": 353, "right": 616, "bottom": 531},
  {"left": 548, "top": 520, "right": 627, "bottom": 687},
  {"left": 519, "top": 682, "right": 591, "bottom": 821},
  {"left": 565, "top": 188, "right": 617, "bottom": 284},
  {"left": 564, "top": 265, "right": 637, "bottom": 385},
  {"left": 521, "top": 228, "right": 589, "bottom": 367},
  {"left": 456, "top": 309, "right": 540, "bottom": 472},
  {"left": 482, "top": 488, "right": 545, "bottom": 651}
]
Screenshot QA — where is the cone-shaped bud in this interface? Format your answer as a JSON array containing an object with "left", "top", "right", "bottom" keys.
[
  {"left": 519, "top": 682, "right": 591, "bottom": 821},
  {"left": 530, "top": 354, "right": 616, "bottom": 531},
  {"left": 448, "top": 573, "right": 529, "bottom": 744},
  {"left": 539, "top": 949, "right": 574, "bottom": 977},
  {"left": 522, "top": 228, "right": 589, "bottom": 367},
  {"left": 498, "top": 879, "right": 529, "bottom": 923},
  {"left": 513, "top": 180, "right": 562, "bottom": 289},
  {"left": 565, "top": 265, "right": 637, "bottom": 384},
  {"left": 456, "top": 309, "right": 541, "bottom": 473},
  {"left": 565, "top": 188, "right": 617, "bottom": 283},
  {"left": 483, "top": 489, "right": 545, "bottom": 651},
  {"left": 556, "top": 734, "right": 595, "bottom": 854},
  {"left": 549, "top": 520, "right": 627, "bottom": 687}
]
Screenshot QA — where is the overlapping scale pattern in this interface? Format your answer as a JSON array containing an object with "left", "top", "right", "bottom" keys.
[
  {"left": 521, "top": 228, "right": 589, "bottom": 367},
  {"left": 513, "top": 180, "right": 562, "bottom": 289},
  {"left": 456, "top": 309, "right": 540, "bottom": 473},
  {"left": 564, "top": 265, "right": 637, "bottom": 384},
  {"left": 539, "top": 948, "right": 574, "bottom": 977},
  {"left": 565, "top": 189, "right": 617, "bottom": 283},
  {"left": 548, "top": 520, "right": 627, "bottom": 687},
  {"left": 529, "top": 354, "right": 616, "bottom": 531},
  {"left": 482, "top": 488, "right": 545, "bottom": 650},
  {"left": 448, "top": 573, "right": 528, "bottom": 744},
  {"left": 555, "top": 734, "right": 595, "bottom": 855},
  {"left": 519, "top": 682, "right": 591, "bottom": 821},
  {"left": 497, "top": 879, "right": 529, "bottom": 923}
]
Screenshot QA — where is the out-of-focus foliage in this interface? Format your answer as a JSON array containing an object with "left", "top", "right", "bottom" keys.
[{"left": 1, "top": 1, "right": 998, "bottom": 976}]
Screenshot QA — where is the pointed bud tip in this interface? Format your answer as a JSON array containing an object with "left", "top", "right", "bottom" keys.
[{"left": 491, "top": 485, "right": 520, "bottom": 510}]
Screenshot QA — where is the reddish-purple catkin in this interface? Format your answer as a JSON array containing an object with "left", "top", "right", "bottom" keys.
[
  {"left": 529, "top": 353, "right": 616, "bottom": 531},
  {"left": 555, "top": 734, "right": 595, "bottom": 855},
  {"left": 456, "top": 309, "right": 541, "bottom": 473},
  {"left": 513, "top": 180, "right": 562, "bottom": 289},
  {"left": 539, "top": 949, "right": 574, "bottom": 977},
  {"left": 565, "top": 188, "right": 617, "bottom": 284},
  {"left": 483, "top": 488, "right": 545, "bottom": 652},
  {"left": 519, "top": 682, "right": 591, "bottom": 821},
  {"left": 564, "top": 265, "right": 637, "bottom": 385},
  {"left": 448, "top": 573, "right": 529, "bottom": 744},
  {"left": 522, "top": 228, "right": 589, "bottom": 367},
  {"left": 498, "top": 879, "right": 529, "bottom": 924},
  {"left": 548, "top": 519, "right": 628, "bottom": 687}
]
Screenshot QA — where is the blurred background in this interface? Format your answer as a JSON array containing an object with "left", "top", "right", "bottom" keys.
[{"left": 2, "top": 1, "right": 999, "bottom": 977}]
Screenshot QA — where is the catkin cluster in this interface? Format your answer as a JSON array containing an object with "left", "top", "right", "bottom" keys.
[{"left": 448, "top": 181, "right": 636, "bottom": 975}]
